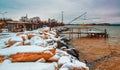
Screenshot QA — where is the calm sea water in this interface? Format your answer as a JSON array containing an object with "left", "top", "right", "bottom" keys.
[{"left": 92, "top": 26, "right": 120, "bottom": 45}]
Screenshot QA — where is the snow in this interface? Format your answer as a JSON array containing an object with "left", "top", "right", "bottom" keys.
[
  {"left": 0, "top": 42, "right": 6, "bottom": 49},
  {"left": 44, "top": 50, "right": 53, "bottom": 55},
  {"left": 35, "top": 58, "right": 46, "bottom": 63},
  {"left": 2, "top": 59, "right": 12, "bottom": 64},
  {"left": 59, "top": 57, "right": 89, "bottom": 70},
  {"left": 46, "top": 43, "right": 57, "bottom": 48},
  {"left": 0, "top": 62, "right": 56, "bottom": 70},
  {"left": 60, "top": 63, "right": 75, "bottom": 70},
  {"left": 73, "top": 60, "right": 89, "bottom": 68},
  {"left": 87, "top": 30, "right": 103, "bottom": 33},
  {"left": 19, "top": 34, "right": 28, "bottom": 40},
  {"left": 30, "top": 29, "right": 39, "bottom": 34},
  {"left": 0, "top": 38, "right": 11, "bottom": 48},
  {"left": 0, "top": 46, "right": 53, "bottom": 56},
  {"left": 10, "top": 42, "right": 23, "bottom": 47},
  {"left": 0, "top": 26, "right": 89, "bottom": 70},
  {"left": 57, "top": 52, "right": 89, "bottom": 70},
  {"left": 50, "top": 31, "right": 57, "bottom": 35},
  {"left": 59, "top": 59, "right": 89, "bottom": 70},
  {"left": 0, "top": 33, "right": 16, "bottom": 39},
  {"left": 58, "top": 56, "right": 71, "bottom": 64},
  {"left": 30, "top": 36, "right": 47, "bottom": 47},
  {"left": 49, "top": 35, "right": 59, "bottom": 41},
  {"left": 31, "top": 39, "right": 47, "bottom": 47},
  {"left": 59, "top": 68, "right": 69, "bottom": 70},
  {"left": 29, "top": 35, "right": 57, "bottom": 47},
  {"left": 56, "top": 49, "right": 68, "bottom": 56},
  {"left": 24, "top": 40, "right": 30, "bottom": 44},
  {"left": 49, "top": 49, "right": 70, "bottom": 63},
  {"left": 45, "top": 39, "right": 53, "bottom": 42},
  {"left": 49, "top": 54, "right": 60, "bottom": 60},
  {"left": 10, "top": 36, "right": 23, "bottom": 42}
]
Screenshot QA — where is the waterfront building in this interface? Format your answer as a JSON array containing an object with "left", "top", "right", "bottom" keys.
[
  {"left": 29, "top": 17, "right": 41, "bottom": 23},
  {"left": 19, "top": 14, "right": 28, "bottom": 22},
  {"left": 3, "top": 21, "right": 41, "bottom": 32}
]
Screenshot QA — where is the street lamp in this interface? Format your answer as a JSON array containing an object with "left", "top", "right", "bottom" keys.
[{"left": 0, "top": 12, "right": 7, "bottom": 20}]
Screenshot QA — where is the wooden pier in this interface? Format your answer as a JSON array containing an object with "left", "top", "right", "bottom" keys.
[{"left": 59, "top": 27, "right": 108, "bottom": 39}]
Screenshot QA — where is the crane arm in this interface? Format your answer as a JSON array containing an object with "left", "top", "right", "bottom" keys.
[{"left": 68, "top": 12, "right": 87, "bottom": 24}]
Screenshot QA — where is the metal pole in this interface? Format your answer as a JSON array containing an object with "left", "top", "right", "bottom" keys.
[{"left": 61, "top": 11, "right": 63, "bottom": 23}]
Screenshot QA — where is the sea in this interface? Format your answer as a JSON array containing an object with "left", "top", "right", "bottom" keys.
[
  {"left": 92, "top": 26, "right": 120, "bottom": 45},
  {"left": 64, "top": 25, "right": 120, "bottom": 46}
]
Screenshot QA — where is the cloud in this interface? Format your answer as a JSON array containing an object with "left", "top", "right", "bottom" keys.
[{"left": 0, "top": 0, "right": 120, "bottom": 23}]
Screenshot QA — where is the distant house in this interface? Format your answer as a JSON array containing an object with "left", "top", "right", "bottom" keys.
[{"left": 29, "top": 17, "right": 41, "bottom": 23}]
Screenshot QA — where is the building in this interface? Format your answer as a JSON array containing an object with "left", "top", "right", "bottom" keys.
[
  {"left": 0, "top": 16, "right": 64, "bottom": 32},
  {"left": 3, "top": 21, "right": 41, "bottom": 32},
  {"left": 19, "top": 14, "right": 28, "bottom": 22},
  {"left": 29, "top": 17, "right": 41, "bottom": 23}
]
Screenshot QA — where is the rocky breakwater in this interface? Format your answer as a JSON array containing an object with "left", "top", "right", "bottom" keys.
[{"left": 0, "top": 26, "right": 89, "bottom": 70}]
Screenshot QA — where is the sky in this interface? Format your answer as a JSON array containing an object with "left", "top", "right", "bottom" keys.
[{"left": 0, "top": 0, "right": 120, "bottom": 24}]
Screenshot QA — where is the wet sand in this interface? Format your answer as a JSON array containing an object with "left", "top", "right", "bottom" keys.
[{"left": 72, "top": 37, "right": 120, "bottom": 70}]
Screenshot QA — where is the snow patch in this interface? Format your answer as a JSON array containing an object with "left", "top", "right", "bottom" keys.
[{"left": 0, "top": 46, "right": 52, "bottom": 56}]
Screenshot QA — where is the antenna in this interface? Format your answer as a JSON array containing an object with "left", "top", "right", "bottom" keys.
[
  {"left": 61, "top": 11, "right": 64, "bottom": 23},
  {"left": 26, "top": 14, "right": 28, "bottom": 18}
]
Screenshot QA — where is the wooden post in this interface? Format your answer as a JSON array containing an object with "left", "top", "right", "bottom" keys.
[
  {"left": 23, "top": 23, "right": 26, "bottom": 31},
  {"left": 69, "top": 29, "right": 70, "bottom": 40},
  {"left": 87, "top": 28, "right": 89, "bottom": 37},
  {"left": 80, "top": 28, "right": 81, "bottom": 38},
  {"left": 78, "top": 28, "right": 80, "bottom": 38},
  {"left": 78, "top": 28, "right": 79, "bottom": 38},
  {"left": 71, "top": 28, "right": 73, "bottom": 39},
  {"left": 104, "top": 29, "right": 108, "bottom": 38},
  {"left": 69, "top": 28, "right": 71, "bottom": 40}
]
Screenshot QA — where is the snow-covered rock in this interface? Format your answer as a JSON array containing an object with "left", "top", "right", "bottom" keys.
[
  {"left": 30, "top": 36, "right": 47, "bottom": 47},
  {"left": 0, "top": 46, "right": 53, "bottom": 56},
  {"left": 2, "top": 59, "right": 12, "bottom": 64},
  {"left": 0, "top": 26, "right": 89, "bottom": 70},
  {"left": 58, "top": 56, "right": 71, "bottom": 65},
  {"left": 9, "top": 36, "right": 23, "bottom": 42}
]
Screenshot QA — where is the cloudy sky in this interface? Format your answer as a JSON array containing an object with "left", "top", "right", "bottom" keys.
[{"left": 0, "top": 0, "right": 120, "bottom": 24}]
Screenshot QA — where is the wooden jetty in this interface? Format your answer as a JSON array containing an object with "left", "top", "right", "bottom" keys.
[{"left": 59, "top": 27, "right": 108, "bottom": 39}]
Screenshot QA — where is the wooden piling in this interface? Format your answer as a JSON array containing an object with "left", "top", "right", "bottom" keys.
[
  {"left": 78, "top": 28, "right": 80, "bottom": 38},
  {"left": 71, "top": 28, "right": 73, "bottom": 39}
]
